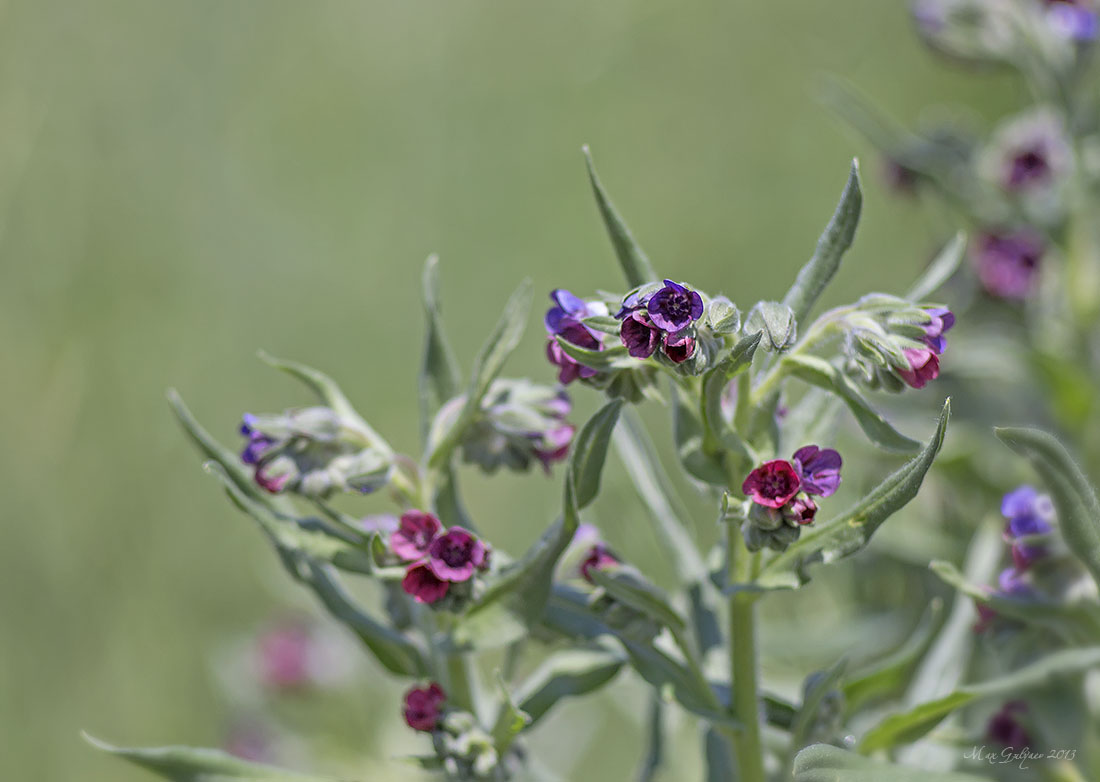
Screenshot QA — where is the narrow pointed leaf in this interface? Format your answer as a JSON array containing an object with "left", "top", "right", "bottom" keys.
[
  {"left": 783, "top": 354, "right": 920, "bottom": 452},
  {"left": 513, "top": 647, "right": 624, "bottom": 726},
  {"left": 638, "top": 696, "right": 666, "bottom": 782},
  {"left": 994, "top": 426, "right": 1100, "bottom": 589},
  {"left": 858, "top": 647, "right": 1100, "bottom": 753},
  {"left": 83, "top": 734, "right": 341, "bottom": 781},
  {"left": 571, "top": 399, "right": 624, "bottom": 508},
  {"left": 553, "top": 337, "right": 635, "bottom": 372},
  {"left": 905, "top": 232, "right": 966, "bottom": 301},
  {"left": 588, "top": 567, "right": 687, "bottom": 633},
  {"left": 702, "top": 332, "right": 762, "bottom": 459},
  {"left": 757, "top": 399, "right": 950, "bottom": 588},
  {"left": 672, "top": 384, "right": 728, "bottom": 486},
  {"left": 419, "top": 254, "right": 462, "bottom": 445},
  {"left": 583, "top": 146, "right": 657, "bottom": 288},
  {"left": 490, "top": 673, "right": 531, "bottom": 753},
  {"left": 782, "top": 161, "right": 862, "bottom": 324},
  {"left": 793, "top": 744, "right": 988, "bottom": 782}
]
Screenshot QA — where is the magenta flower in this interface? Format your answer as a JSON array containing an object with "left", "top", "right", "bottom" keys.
[
  {"left": 580, "top": 543, "right": 619, "bottom": 583},
  {"left": 647, "top": 280, "right": 704, "bottom": 333},
  {"left": 390, "top": 510, "right": 443, "bottom": 562},
  {"left": 427, "top": 526, "right": 488, "bottom": 582},
  {"left": 256, "top": 622, "right": 312, "bottom": 690},
  {"left": 897, "top": 347, "right": 940, "bottom": 389},
  {"left": 986, "top": 701, "right": 1032, "bottom": 750},
  {"left": 546, "top": 322, "right": 602, "bottom": 384},
  {"left": 742, "top": 460, "right": 802, "bottom": 508},
  {"left": 403, "top": 683, "right": 447, "bottom": 732},
  {"left": 533, "top": 424, "right": 575, "bottom": 472},
  {"left": 620, "top": 310, "right": 662, "bottom": 359},
  {"left": 782, "top": 495, "right": 818, "bottom": 526},
  {"left": 662, "top": 329, "right": 697, "bottom": 364},
  {"left": 973, "top": 230, "right": 1044, "bottom": 300},
  {"left": 401, "top": 563, "right": 450, "bottom": 604},
  {"left": 791, "top": 445, "right": 842, "bottom": 497}
]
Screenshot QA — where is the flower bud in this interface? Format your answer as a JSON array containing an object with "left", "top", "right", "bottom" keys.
[{"left": 744, "top": 300, "right": 797, "bottom": 352}]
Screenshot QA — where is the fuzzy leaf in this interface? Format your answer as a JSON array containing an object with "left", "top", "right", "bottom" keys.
[
  {"left": 672, "top": 384, "right": 728, "bottom": 486},
  {"left": 514, "top": 647, "right": 625, "bottom": 726},
  {"left": 83, "top": 734, "right": 341, "bottom": 781},
  {"left": 757, "top": 399, "right": 950, "bottom": 589},
  {"left": 588, "top": 567, "right": 687, "bottom": 633},
  {"left": 995, "top": 426, "right": 1100, "bottom": 589},
  {"left": 783, "top": 354, "right": 920, "bottom": 452},
  {"left": 583, "top": 146, "right": 657, "bottom": 288},
  {"left": 905, "top": 232, "right": 966, "bottom": 301},
  {"left": 553, "top": 337, "right": 635, "bottom": 372},
  {"left": 793, "top": 744, "right": 987, "bottom": 782},
  {"left": 702, "top": 332, "right": 762, "bottom": 459},
  {"left": 782, "top": 160, "right": 862, "bottom": 324},
  {"left": 418, "top": 255, "right": 462, "bottom": 444},
  {"left": 571, "top": 399, "right": 624, "bottom": 508},
  {"left": 744, "top": 301, "right": 797, "bottom": 352},
  {"left": 858, "top": 647, "right": 1100, "bottom": 753}
]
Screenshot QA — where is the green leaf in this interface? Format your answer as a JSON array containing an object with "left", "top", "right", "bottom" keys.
[
  {"left": 571, "top": 399, "right": 624, "bottom": 508},
  {"left": 204, "top": 463, "right": 375, "bottom": 575},
  {"left": 858, "top": 647, "right": 1100, "bottom": 753},
  {"left": 783, "top": 354, "right": 920, "bottom": 452},
  {"left": 782, "top": 160, "right": 862, "bottom": 325},
  {"left": 786, "top": 659, "right": 848, "bottom": 769},
  {"left": 582, "top": 145, "right": 657, "bottom": 288},
  {"left": 432, "top": 462, "right": 479, "bottom": 533},
  {"left": 702, "top": 332, "right": 762, "bottom": 459},
  {"left": 793, "top": 744, "right": 989, "bottom": 782},
  {"left": 703, "top": 726, "right": 734, "bottom": 782},
  {"left": 490, "top": 672, "right": 531, "bottom": 754},
  {"left": 580, "top": 314, "right": 623, "bottom": 335},
  {"left": 553, "top": 337, "right": 635, "bottom": 372},
  {"left": 995, "top": 426, "right": 1100, "bottom": 589},
  {"left": 905, "top": 232, "right": 966, "bottom": 301},
  {"left": 83, "top": 734, "right": 341, "bottom": 781},
  {"left": 427, "top": 279, "right": 532, "bottom": 468},
  {"left": 758, "top": 399, "right": 950, "bottom": 589},
  {"left": 842, "top": 599, "right": 943, "bottom": 713},
  {"left": 257, "top": 351, "right": 389, "bottom": 454},
  {"left": 418, "top": 254, "right": 462, "bottom": 445},
  {"left": 513, "top": 647, "right": 624, "bottom": 726},
  {"left": 638, "top": 696, "right": 667, "bottom": 782},
  {"left": 588, "top": 567, "right": 687, "bottom": 633},
  {"left": 672, "top": 384, "right": 728, "bottom": 486}
]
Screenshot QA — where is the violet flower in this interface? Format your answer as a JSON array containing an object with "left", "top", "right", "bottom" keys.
[
  {"left": 1001, "top": 485, "right": 1055, "bottom": 571},
  {"left": 401, "top": 563, "right": 450, "bottom": 604},
  {"left": 544, "top": 288, "right": 607, "bottom": 336},
  {"left": 620, "top": 311, "right": 662, "bottom": 359},
  {"left": 546, "top": 322, "right": 602, "bottom": 384},
  {"left": 404, "top": 683, "right": 447, "bottom": 732},
  {"left": 427, "top": 526, "right": 489, "bottom": 582},
  {"left": 646, "top": 280, "right": 704, "bottom": 333},
  {"left": 580, "top": 543, "right": 619, "bottom": 583},
  {"left": 974, "top": 230, "right": 1045, "bottom": 300},
  {"left": 1046, "top": 0, "right": 1099, "bottom": 40},
  {"left": 390, "top": 510, "right": 442, "bottom": 562},
  {"left": 791, "top": 445, "right": 843, "bottom": 497}
]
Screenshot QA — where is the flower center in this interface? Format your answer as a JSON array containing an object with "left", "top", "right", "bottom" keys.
[
  {"left": 765, "top": 472, "right": 795, "bottom": 497},
  {"left": 664, "top": 292, "right": 692, "bottom": 320},
  {"left": 440, "top": 540, "right": 468, "bottom": 566}
]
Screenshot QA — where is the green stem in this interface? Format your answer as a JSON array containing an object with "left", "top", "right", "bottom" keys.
[
  {"left": 445, "top": 652, "right": 477, "bottom": 716},
  {"left": 727, "top": 527, "right": 766, "bottom": 782},
  {"left": 748, "top": 307, "right": 849, "bottom": 409}
]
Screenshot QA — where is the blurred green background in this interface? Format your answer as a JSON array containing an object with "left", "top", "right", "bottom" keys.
[{"left": 0, "top": 1, "right": 1021, "bottom": 779}]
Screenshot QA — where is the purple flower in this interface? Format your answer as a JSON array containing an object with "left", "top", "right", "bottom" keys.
[
  {"left": 240, "top": 415, "right": 277, "bottom": 466},
  {"left": 1004, "top": 144, "right": 1053, "bottom": 190},
  {"left": 742, "top": 460, "right": 802, "bottom": 508},
  {"left": 580, "top": 543, "right": 619, "bottom": 583},
  {"left": 791, "top": 445, "right": 842, "bottom": 498},
  {"left": 1046, "top": 0, "right": 1099, "bottom": 40},
  {"left": 544, "top": 289, "right": 607, "bottom": 336},
  {"left": 662, "top": 329, "right": 697, "bottom": 364},
  {"left": 646, "top": 280, "right": 704, "bottom": 333},
  {"left": 390, "top": 510, "right": 443, "bottom": 562},
  {"left": 546, "top": 322, "right": 602, "bottom": 384},
  {"left": 533, "top": 424, "right": 575, "bottom": 472},
  {"left": 1001, "top": 486, "right": 1055, "bottom": 570},
  {"left": 782, "top": 494, "right": 818, "bottom": 526},
  {"left": 427, "top": 526, "right": 489, "bottom": 582},
  {"left": 998, "top": 566, "right": 1031, "bottom": 595},
  {"left": 401, "top": 563, "right": 450, "bottom": 604},
  {"left": 973, "top": 599, "right": 997, "bottom": 634},
  {"left": 897, "top": 347, "right": 940, "bottom": 389},
  {"left": 973, "top": 230, "right": 1045, "bottom": 300},
  {"left": 404, "top": 683, "right": 447, "bottom": 732},
  {"left": 986, "top": 701, "right": 1032, "bottom": 750},
  {"left": 920, "top": 307, "right": 955, "bottom": 354},
  {"left": 256, "top": 621, "right": 312, "bottom": 690},
  {"left": 620, "top": 310, "right": 663, "bottom": 359}
]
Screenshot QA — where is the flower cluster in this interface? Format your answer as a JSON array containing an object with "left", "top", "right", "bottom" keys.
[
  {"left": 452, "top": 379, "right": 574, "bottom": 473},
  {"left": 391, "top": 511, "right": 490, "bottom": 605},
  {"left": 740, "top": 445, "right": 842, "bottom": 551},
  {"left": 842, "top": 298, "right": 955, "bottom": 391},
  {"left": 239, "top": 408, "right": 393, "bottom": 496},
  {"left": 616, "top": 279, "right": 704, "bottom": 364}
]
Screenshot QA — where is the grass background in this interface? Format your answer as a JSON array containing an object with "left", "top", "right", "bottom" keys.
[{"left": 0, "top": 1, "right": 1018, "bottom": 779}]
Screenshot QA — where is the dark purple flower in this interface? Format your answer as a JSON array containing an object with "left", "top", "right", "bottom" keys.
[
  {"left": 986, "top": 701, "right": 1032, "bottom": 750},
  {"left": 920, "top": 307, "right": 955, "bottom": 354},
  {"left": 646, "top": 280, "right": 704, "bottom": 333},
  {"left": 427, "top": 526, "right": 488, "bottom": 582},
  {"left": 897, "top": 347, "right": 940, "bottom": 389},
  {"left": 742, "top": 460, "right": 802, "bottom": 508},
  {"left": 791, "top": 445, "right": 842, "bottom": 498},
  {"left": 390, "top": 510, "right": 442, "bottom": 562},
  {"left": 401, "top": 563, "right": 450, "bottom": 604},
  {"left": 620, "top": 310, "right": 663, "bottom": 359},
  {"left": 533, "top": 424, "right": 574, "bottom": 472},
  {"left": 973, "top": 230, "right": 1045, "bottom": 300},
  {"left": 1011, "top": 542, "right": 1048, "bottom": 571},
  {"left": 782, "top": 494, "right": 818, "bottom": 526},
  {"left": 404, "top": 683, "right": 447, "bottom": 732},
  {"left": 547, "top": 322, "right": 602, "bottom": 384},
  {"left": 1004, "top": 144, "right": 1053, "bottom": 190},
  {"left": 256, "top": 621, "right": 312, "bottom": 690},
  {"left": 544, "top": 289, "right": 606, "bottom": 336},
  {"left": 662, "top": 329, "right": 696, "bottom": 364},
  {"left": 580, "top": 543, "right": 619, "bottom": 583},
  {"left": 240, "top": 414, "right": 277, "bottom": 465}
]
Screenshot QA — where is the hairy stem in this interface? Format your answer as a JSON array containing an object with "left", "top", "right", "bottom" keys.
[{"left": 727, "top": 527, "right": 766, "bottom": 782}]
